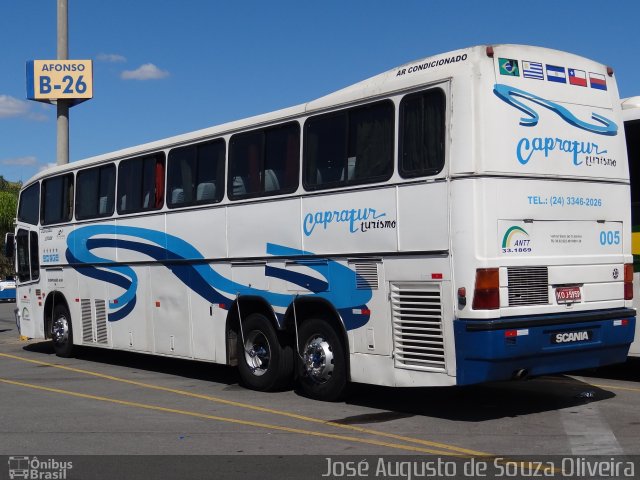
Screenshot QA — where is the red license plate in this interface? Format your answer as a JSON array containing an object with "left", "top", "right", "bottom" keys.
[{"left": 555, "top": 286, "right": 581, "bottom": 304}]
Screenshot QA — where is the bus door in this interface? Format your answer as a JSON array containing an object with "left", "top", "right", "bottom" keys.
[{"left": 15, "top": 226, "right": 43, "bottom": 338}]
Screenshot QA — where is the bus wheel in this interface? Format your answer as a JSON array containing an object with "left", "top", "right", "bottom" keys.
[
  {"left": 52, "top": 304, "right": 74, "bottom": 358},
  {"left": 297, "top": 318, "right": 347, "bottom": 402},
  {"left": 237, "top": 313, "right": 293, "bottom": 391}
]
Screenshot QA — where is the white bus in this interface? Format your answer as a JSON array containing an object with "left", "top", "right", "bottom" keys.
[
  {"left": 7, "top": 45, "right": 636, "bottom": 401},
  {"left": 623, "top": 96, "right": 640, "bottom": 356}
]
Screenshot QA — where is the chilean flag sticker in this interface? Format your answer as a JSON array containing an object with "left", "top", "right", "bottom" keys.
[
  {"left": 589, "top": 72, "right": 607, "bottom": 90},
  {"left": 568, "top": 68, "right": 587, "bottom": 87}
]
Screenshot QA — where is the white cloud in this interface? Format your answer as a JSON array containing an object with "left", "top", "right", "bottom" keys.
[
  {"left": 0, "top": 95, "right": 49, "bottom": 121},
  {"left": 38, "top": 162, "right": 58, "bottom": 173},
  {"left": 121, "top": 63, "right": 169, "bottom": 80},
  {"left": 97, "top": 53, "right": 127, "bottom": 63},
  {"left": 0, "top": 95, "right": 30, "bottom": 118},
  {"left": 1, "top": 156, "right": 38, "bottom": 166}
]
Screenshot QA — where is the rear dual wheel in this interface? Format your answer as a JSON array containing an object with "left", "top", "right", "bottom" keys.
[
  {"left": 297, "top": 318, "right": 347, "bottom": 402},
  {"left": 237, "top": 313, "right": 293, "bottom": 391}
]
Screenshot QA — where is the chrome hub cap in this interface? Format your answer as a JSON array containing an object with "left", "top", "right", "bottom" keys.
[
  {"left": 52, "top": 315, "right": 69, "bottom": 345},
  {"left": 244, "top": 331, "right": 271, "bottom": 376},
  {"left": 303, "top": 335, "right": 334, "bottom": 383}
]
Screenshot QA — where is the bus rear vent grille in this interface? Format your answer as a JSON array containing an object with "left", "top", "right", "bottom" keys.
[
  {"left": 95, "top": 299, "right": 108, "bottom": 345},
  {"left": 507, "top": 266, "right": 549, "bottom": 306},
  {"left": 81, "top": 299, "right": 92, "bottom": 343},
  {"left": 354, "top": 262, "right": 379, "bottom": 290},
  {"left": 391, "top": 282, "right": 446, "bottom": 372}
]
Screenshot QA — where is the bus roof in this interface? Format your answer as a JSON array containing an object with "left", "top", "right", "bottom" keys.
[{"left": 22, "top": 44, "right": 614, "bottom": 186}]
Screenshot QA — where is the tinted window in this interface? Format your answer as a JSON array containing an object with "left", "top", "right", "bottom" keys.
[
  {"left": 16, "top": 229, "right": 30, "bottom": 283},
  {"left": 228, "top": 122, "right": 299, "bottom": 199},
  {"left": 399, "top": 88, "right": 446, "bottom": 177},
  {"left": 304, "top": 100, "right": 394, "bottom": 190},
  {"left": 30, "top": 231, "right": 39, "bottom": 280},
  {"left": 76, "top": 164, "right": 116, "bottom": 220},
  {"left": 18, "top": 183, "right": 40, "bottom": 225},
  {"left": 627, "top": 120, "right": 640, "bottom": 230},
  {"left": 117, "top": 153, "right": 165, "bottom": 214},
  {"left": 168, "top": 139, "right": 225, "bottom": 208},
  {"left": 41, "top": 174, "right": 74, "bottom": 225}
]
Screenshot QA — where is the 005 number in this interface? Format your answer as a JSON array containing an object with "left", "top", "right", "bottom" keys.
[{"left": 599, "top": 230, "right": 620, "bottom": 246}]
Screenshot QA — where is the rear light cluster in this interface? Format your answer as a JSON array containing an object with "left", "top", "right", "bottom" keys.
[
  {"left": 472, "top": 268, "right": 500, "bottom": 310},
  {"left": 471, "top": 264, "right": 633, "bottom": 309},
  {"left": 624, "top": 263, "right": 634, "bottom": 301}
]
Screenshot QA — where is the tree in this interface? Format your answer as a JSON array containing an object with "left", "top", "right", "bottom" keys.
[{"left": 0, "top": 190, "right": 18, "bottom": 278}]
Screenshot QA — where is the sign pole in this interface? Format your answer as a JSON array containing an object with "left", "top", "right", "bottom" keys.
[{"left": 57, "top": 0, "right": 69, "bottom": 165}]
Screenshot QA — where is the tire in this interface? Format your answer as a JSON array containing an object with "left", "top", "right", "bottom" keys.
[
  {"left": 297, "top": 318, "right": 347, "bottom": 402},
  {"left": 52, "top": 304, "right": 74, "bottom": 358},
  {"left": 237, "top": 313, "right": 293, "bottom": 391}
]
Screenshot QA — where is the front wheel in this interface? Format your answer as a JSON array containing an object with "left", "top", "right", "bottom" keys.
[
  {"left": 297, "top": 318, "right": 347, "bottom": 401},
  {"left": 237, "top": 313, "right": 293, "bottom": 391},
  {"left": 52, "top": 304, "right": 74, "bottom": 358}
]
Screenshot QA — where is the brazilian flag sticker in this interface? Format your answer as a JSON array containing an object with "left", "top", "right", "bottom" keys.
[{"left": 499, "top": 58, "right": 520, "bottom": 76}]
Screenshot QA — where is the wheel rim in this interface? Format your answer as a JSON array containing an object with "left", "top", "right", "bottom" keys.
[
  {"left": 302, "top": 334, "right": 334, "bottom": 383},
  {"left": 244, "top": 330, "right": 271, "bottom": 376},
  {"left": 52, "top": 314, "right": 69, "bottom": 345}
]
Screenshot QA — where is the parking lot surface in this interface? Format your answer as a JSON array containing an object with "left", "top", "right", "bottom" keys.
[{"left": 1, "top": 302, "right": 639, "bottom": 478}]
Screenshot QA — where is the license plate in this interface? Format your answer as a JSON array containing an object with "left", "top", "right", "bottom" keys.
[
  {"left": 555, "top": 286, "right": 581, "bottom": 304},
  {"left": 551, "top": 330, "right": 593, "bottom": 344}
]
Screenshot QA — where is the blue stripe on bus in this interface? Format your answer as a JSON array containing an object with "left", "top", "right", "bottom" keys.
[{"left": 67, "top": 225, "right": 372, "bottom": 329}]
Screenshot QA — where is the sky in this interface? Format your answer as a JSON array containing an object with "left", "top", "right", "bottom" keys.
[{"left": 1, "top": 0, "right": 639, "bottom": 183}]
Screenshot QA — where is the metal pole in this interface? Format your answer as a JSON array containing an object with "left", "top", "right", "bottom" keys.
[{"left": 57, "top": 0, "right": 69, "bottom": 165}]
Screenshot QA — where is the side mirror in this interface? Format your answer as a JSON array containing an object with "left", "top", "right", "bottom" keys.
[{"left": 3, "top": 233, "right": 14, "bottom": 258}]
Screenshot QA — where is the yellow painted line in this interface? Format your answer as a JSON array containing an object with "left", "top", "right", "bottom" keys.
[
  {"left": 587, "top": 382, "right": 640, "bottom": 393},
  {"left": 0, "top": 357, "right": 562, "bottom": 475},
  {"left": 0, "top": 377, "right": 460, "bottom": 456},
  {"left": 0, "top": 352, "right": 491, "bottom": 457},
  {"left": 539, "top": 375, "right": 640, "bottom": 393}
]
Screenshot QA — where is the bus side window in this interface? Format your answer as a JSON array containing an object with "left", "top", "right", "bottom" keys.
[
  {"left": 41, "top": 173, "right": 74, "bottom": 225},
  {"left": 399, "top": 88, "right": 446, "bottom": 178},
  {"left": 17, "top": 183, "right": 40, "bottom": 226},
  {"left": 167, "top": 138, "right": 225, "bottom": 208},
  {"left": 229, "top": 122, "right": 299, "bottom": 200},
  {"left": 303, "top": 100, "right": 393, "bottom": 190},
  {"left": 76, "top": 164, "right": 116, "bottom": 220},
  {"left": 117, "top": 153, "right": 165, "bottom": 214}
]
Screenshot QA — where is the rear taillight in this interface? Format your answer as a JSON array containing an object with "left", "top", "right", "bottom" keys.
[
  {"left": 472, "top": 268, "right": 500, "bottom": 310},
  {"left": 624, "top": 263, "right": 634, "bottom": 300}
]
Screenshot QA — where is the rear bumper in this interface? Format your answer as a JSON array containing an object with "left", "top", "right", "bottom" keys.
[{"left": 454, "top": 308, "right": 635, "bottom": 385}]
